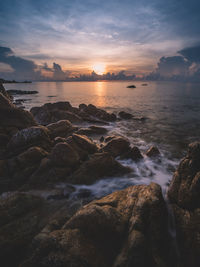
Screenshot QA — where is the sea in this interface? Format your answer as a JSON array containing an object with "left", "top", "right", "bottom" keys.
[{"left": 4, "top": 80, "right": 200, "bottom": 198}]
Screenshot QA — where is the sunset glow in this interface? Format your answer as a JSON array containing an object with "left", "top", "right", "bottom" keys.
[{"left": 92, "top": 63, "right": 106, "bottom": 75}]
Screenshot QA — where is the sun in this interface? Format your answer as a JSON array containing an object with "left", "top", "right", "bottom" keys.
[{"left": 92, "top": 63, "right": 106, "bottom": 75}]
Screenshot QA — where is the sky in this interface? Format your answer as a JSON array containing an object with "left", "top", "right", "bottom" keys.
[{"left": 0, "top": 0, "right": 200, "bottom": 81}]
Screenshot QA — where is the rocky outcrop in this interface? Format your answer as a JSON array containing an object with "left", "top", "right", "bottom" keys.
[
  {"left": 0, "top": 91, "right": 36, "bottom": 138},
  {"left": 120, "top": 146, "right": 143, "bottom": 161},
  {"left": 118, "top": 111, "right": 133, "bottom": 120},
  {"left": 0, "top": 193, "right": 45, "bottom": 267},
  {"left": 167, "top": 142, "right": 200, "bottom": 267},
  {"left": 46, "top": 120, "right": 76, "bottom": 138},
  {"left": 31, "top": 102, "right": 116, "bottom": 125},
  {"left": 76, "top": 125, "right": 108, "bottom": 136},
  {"left": 7, "top": 126, "right": 52, "bottom": 156},
  {"left": 69, "top": 152, "right": 131, "bottom": 184},
  {"left": 20, "top": 183, "right": 176, "bottom": 267},
  {"left": 103, "top": 136, "right": 130, "bottom": 157}
]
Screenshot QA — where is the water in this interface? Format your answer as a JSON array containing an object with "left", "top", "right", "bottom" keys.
[{"left": 4, "top": 81, "right": 200, "bottom": 197}]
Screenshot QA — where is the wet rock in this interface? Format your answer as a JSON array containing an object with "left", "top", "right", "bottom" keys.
[
  {"left": 127, "top": 84, "right": 136, "bottom": 88},
  {"left": 7, "top": 126, "right": 52, "bottom": 155},
  {"left": 118, "top": 111, "right": 133, "bottom": 120},
  {"left": 100, "top": 136, "right": 104, "bottom": 142},
  {"left": 72, "top": 133, "right": 98, "bottom": 154},
  {"left": 69, "top": 152, "right": 131, "bottom": 184},
  {"left": 76, "top": 125, "right": 108, "bottom": 136},
  {"left": 79, "top": 103, "right": 116, "bottom": 122},
  {"left": 76, "top": 188, "right": 92, "bottom": 198},
  {"left": 103, "top": 136, "right": 130, "bottom": 157},
  {"left": 121, "top": 146, "right": 143, "bottom": 161},
  {"left": 50, "top": 142, "right": 80, "bottom": 168},
  {"left": 146, "top": 146, "right": 160, "bottom": 158},
  {"left": 46, "top": 120, "right": 75, "bottom": 138},
  {"left": 21, "top": 183, "right": 175, "bottom": 267},
  {"left": 168, "top": 141, "right": 200, "bottom": 267}
]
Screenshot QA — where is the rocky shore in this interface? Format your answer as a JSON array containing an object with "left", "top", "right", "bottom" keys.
[{"left": 0, "top": 83, "right": 199, "bottom": 267}]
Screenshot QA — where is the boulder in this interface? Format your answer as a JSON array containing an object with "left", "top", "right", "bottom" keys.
[
  {"left": 69, "top": 152, "right": 131, "bottom": 184},
  {"left": 20, "top": 183, "right": 176, "bottom": 267},
  {"left": 146, "top": 146, "right": 160, "bottom": 158},
  {"left": 0, "top": 92, "right": 36, "bottom": 131},
  {"left": 121, "top": 146, "right": 143, "bottom": 161},
  {"left": 30, "top": 102, "right": 82, "bottom": 125},
  {"left": 118, "top": 111, "right": 133, "bottom": 120},
  {"left": 17, "top": 147, "right": 49, "bottom": 168},
  {"left": 7, "top": 126, "right": 52, "bottom": 155},
  {"left": 50, "top": 142, "right": 80, "bottom": 168},
  {"left": 76, "top": 125, "right": 108, "bottom": 136},
  {"left": 78, "top": 103, "right": 116, "bottom": 122},
  {"left": 72, "top": 134, "right": 98, "bottom": 154},
  {"left": 46, "top": 120, "right": 75, "bottom": 138},
  {"left": 0, "top": 193, "right": 45, "bottom": 267},
  {"left": 103, "top": 136, "right": 130, "bottom": 157},
  {"left": 168, "top": 142, "right": 200, "bottom": 267}
]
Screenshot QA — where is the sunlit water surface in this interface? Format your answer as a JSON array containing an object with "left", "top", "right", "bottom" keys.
[{"left": 4, "top": 81, "right": 200, "bottom": 198}]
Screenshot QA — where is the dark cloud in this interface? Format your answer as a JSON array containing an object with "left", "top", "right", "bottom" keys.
[
  {"left": 0, "top": 46, "right": 38, "bottom": 80},
  {"left": 178, "top": 45, "right": 200, "bottom": 63}
]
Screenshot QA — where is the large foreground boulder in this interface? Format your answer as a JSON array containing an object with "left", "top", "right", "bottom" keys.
[
  {"left": 21, "top": 183, "right": 176, "bottom": 267},
  {"left": 168, "top": 142, "right": 200, "bottom": 267}
]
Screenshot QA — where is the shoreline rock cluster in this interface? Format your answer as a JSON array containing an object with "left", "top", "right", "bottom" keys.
[{"left": 0, "top": 83, "right": 199, "bottom": 267}]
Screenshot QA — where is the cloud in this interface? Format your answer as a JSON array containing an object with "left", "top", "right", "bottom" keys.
[
  {"left": 0, "top": 46, "right": 38, "bottom": 80},
  {"left": 146, "top": 45, "right": 200, "bottom": 81},
  {"left": 178, "top": 45, "right": 200, "bottom": 63}
]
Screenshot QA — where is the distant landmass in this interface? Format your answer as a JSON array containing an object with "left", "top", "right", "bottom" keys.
[{"left": 0, "top": 78, "right": 32, "bottom": 84}]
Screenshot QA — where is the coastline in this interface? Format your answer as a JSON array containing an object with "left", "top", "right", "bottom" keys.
[{"left": 0, "top": 83, "right": 199, "bottom": 267}]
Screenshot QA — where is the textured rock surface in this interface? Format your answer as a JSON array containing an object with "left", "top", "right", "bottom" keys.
[
  {"left": 20, "top": 183, "right": 176, "bottom": 267},
  {"left": 103, "top": 136, "right": 130, "bottom": 157},
  {"left": 168, "top": 142, "right": 200, "bottom": 267}
]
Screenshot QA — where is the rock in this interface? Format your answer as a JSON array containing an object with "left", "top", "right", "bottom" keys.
[
  {"left": 7, "top": 126, "right": 52, "bottom": 155},
  {"left": 141, "top": 83, "right": 148, "bottom": 86},
  {"left": 46, "top": 120, "right": 75, "bottom": 138},
  {"left": 0, "top": 92, "right": 36, "bottom": 131},
  {"left": 100, "top": 136, "right": 104, "bottom": 142},
  {"left": 121, "top": 146, "right": 143, "bottom": 161},
  {"left": 69, "top": 152, "right": 131, "bottom": 184},
  {"left": 127, "top": 84, "right": 136, "bottom": 88},
  {"left": 54, "top": 136, "right": 67, "bottom": 144},
  {"left": 168, "top": 142, "right": 200, "bottom": 267},
  {"left": 0, "top": 133, "right": 10, "bottom": 147},
  {"left": 103, "top": 136, "right": 130, "bottom": 157},
  {"left": 50, "top": 142, "right": 80, "bottom": 168},
  {"left": 17, "top": 147, "right": 49, "bottom": 168},
  {"left": 66, "top": 136, "right": 88, "bottom": 160},
  {"left": 21, "top": 183, "right": 176, "bottom": 267},
  {"left": 6, "top": 89, "right": 38, "bottom": 95},
  {"left": 146, "top": 146, "right": 160, "bottom": 157},
  {"left": 76, "top": 125, "right": 108, "bottom": 136},
  {"left": 0, "top": 83, "right": 12, "bottom": 100},
  {"left": 72, "top": 134, "right": 98, "bottom": 154},
  {"left": 30, "top": 102, "right": 82, "bottom": 125},
  {"left": 0, "top": 193, "right": 45, "bottom": 267},
  {"left": 79, "top": 103, "right": 117, "bottom": 122},
  {"left": 118, "top": 111, "right": 133, "bottom": 120}
]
